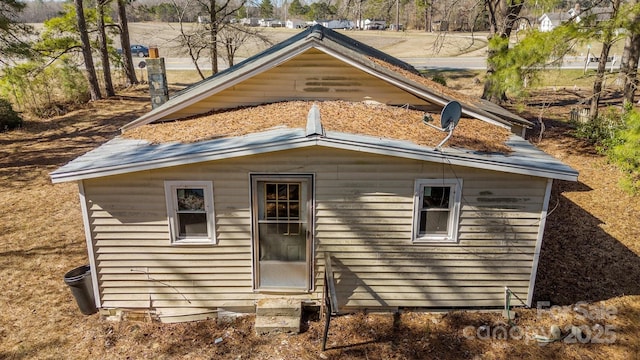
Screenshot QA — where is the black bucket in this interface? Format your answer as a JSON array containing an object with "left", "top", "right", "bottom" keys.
[{"left": 63, "top": 265, "right": 98, "bottom": 315}]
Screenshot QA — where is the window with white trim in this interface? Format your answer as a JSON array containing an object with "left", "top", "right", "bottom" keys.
[
  {"left": 413, "top": 179, "right": 462, "bottom": 242},
  {"left": 164, "top": 181, "right": 216, "bottom": 245}
]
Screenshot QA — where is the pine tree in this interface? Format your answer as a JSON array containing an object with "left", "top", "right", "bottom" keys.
[{"left": 260, "top": 0, "right": 274, "bottom": 18}]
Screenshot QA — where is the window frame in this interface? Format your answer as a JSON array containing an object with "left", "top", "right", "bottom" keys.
[
  {"left": 164, "top": 180, "right": 216, "bottom": 245},
  {"left": 412, "top": 178, "right": 462, "bottom": 243}
]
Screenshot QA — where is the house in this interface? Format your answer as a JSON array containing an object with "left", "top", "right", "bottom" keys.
[
  {"left": 538, "top": 13, "right": 565, "bottom": 32},
  {"left": 51, "top": 25, "right": 577, "bottom": 324},
  {"left": 316, "top": 19, "right": 354, "bottom": 29},
  {"left": 362, "top": 19, "right": 386, "bottom": 30},
  {"left": 539, "top": 5, "right": 614, "bottom": 32},
  {"left": 258, "top": 18, "right": 284, "bottom": 27},
  {"left": 240, "top": 17, "right": 260, "bottom": 27},
  {"left": 286, "top": 19, "right": 307, "bottom": 29}
]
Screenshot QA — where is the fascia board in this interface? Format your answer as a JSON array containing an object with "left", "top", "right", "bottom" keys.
[
  {"left": 50, "top": 136, "right": 314, "bottom": 183},
  {"left": 52, "top": 131, "right": 578, "bottom": 184},
  {"left": 314, "top": 135, "right": 579, "bottom": 181}
]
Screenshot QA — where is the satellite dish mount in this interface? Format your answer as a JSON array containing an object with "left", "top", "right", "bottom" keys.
[{"left": 422, "top": 101, "right": 462, "bottom": 150}]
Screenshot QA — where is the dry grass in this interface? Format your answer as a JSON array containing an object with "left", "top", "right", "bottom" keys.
[
  {"left": 2, "top": 86, "right": 640, "bottom": 359},
  {"left": 125, "top": 23, "right": 489, "bottom": 60},
  {"left": 123, "top": 100, "right": 512, "bottom": 153}
]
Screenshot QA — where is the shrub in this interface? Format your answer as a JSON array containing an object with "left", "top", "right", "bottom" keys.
[
  {"left": 0, "top": 59, "right": 90, "bottom": 117},
  {"left": 0, "top": 98, "right": 23, "bottom": 131},
  {"left": 431, "top": 74, "right": 447, "bottom": 86},
  {"left": 572, "top": 107, "right": 625, "bottom": 152},
  {"left": 609, "top": 109, "right": 640, "bottom": 194}
]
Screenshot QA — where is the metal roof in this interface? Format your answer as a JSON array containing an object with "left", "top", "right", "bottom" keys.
[
  {"left": 50, "top": 126, "right": 578, "bottom": 183},
  {"left": 120, "top": 25, "right": 532, "bottom": 132}
]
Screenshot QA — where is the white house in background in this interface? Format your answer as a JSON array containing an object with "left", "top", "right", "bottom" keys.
[
  {"left": 540, "top": 5, "right": 614, "bottom": 32},
  {"left": 259, "top": 18, "right": 284, "bottom": 27},
  {"left": 240, "top": 17, "right": 259, "bottom": 26},
  {"left": 316, "top": 19, "right": 354, "bottom": 29},
  {"left": 355, "top": 19, "right": 386, "bottom": 30},
  {"left": 286, "top": 19, "right": 307, "bottom": 29},
  {"left": 538, "top": 13, "right": 566, "bottom": 32}
]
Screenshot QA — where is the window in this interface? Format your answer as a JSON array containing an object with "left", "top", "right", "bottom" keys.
[
  {"left": 413, "top": 179, "right": 462, "bottom": 242},
  {"left": 164, "top": 181, "right": 216, "bottom": 244}
]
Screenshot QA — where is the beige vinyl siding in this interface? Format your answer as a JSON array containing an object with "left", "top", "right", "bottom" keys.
[
  {"left": 83, "top": 147, "right": 547, "bottom": 311},
  {"left": 164, "top": 48, "right": 429, "bottom": 120}
]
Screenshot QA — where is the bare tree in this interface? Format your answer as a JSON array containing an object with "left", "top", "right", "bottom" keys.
[
  {"left": 173, "top": 0, "right": 248, "bottom": 77},
  {"left": 74, "top": 0, "right": 102, "bottom": 100},
  {"left": 173, "top": 0, "right": 209, "bottom": 79},
  {"left": 218, "top": 24, "right": 271, "bottom": 67},
  {"left": 186, "top": 0, "right": 247, "bottom": 74}
]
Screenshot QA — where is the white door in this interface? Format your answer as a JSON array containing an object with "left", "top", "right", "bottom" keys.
[{"left": 251, "top": 175, "right": 313, "bottom": 291}]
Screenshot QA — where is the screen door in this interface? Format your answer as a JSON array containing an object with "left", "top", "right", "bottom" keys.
[{"left": 252, "top": 175, "right": 313, "bottom": 291}]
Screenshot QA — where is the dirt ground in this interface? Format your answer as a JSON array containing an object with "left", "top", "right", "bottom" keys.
[{"left": 1, "top": 80, "right": 640, "bottom": 358}]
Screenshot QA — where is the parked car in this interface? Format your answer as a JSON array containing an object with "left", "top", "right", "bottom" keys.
[{"left": 117, "top": 45, "right": 149, "bottom": 58}]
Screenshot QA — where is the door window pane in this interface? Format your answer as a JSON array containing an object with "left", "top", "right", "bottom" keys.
[{"left": 289, "top": 184, "right": 299, "bottom": 200}]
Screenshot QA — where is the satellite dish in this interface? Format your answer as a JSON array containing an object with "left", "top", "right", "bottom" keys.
[
  {"left": 421, "top": 101, "right": 464, "bottom": 150},
  {"left": 440, "top": 101, "right": 462, "bottom": 130}
]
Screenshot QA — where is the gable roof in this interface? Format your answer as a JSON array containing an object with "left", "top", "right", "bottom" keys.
[
  {"left": 50, "top": 25, "right": 577, "bottom": 184},
  {"left": 121, "top": 25, "right": 531, "bottom": 132}
]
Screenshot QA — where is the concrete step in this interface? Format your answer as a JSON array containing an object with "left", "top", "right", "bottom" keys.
[
  {"left": 256, "top": 298, "right": 301, "bottom": 317},
  {"left": 255, "top": 315, "right": 301, "bottom": 335}
]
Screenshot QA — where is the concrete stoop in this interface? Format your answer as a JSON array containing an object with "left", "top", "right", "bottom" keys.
[{"left": 255, "top": 299, "right": 302, "bottom": 335}]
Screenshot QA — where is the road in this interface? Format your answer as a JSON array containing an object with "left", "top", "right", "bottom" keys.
[
  {"left": 153, "top": 55, "right": 617, "bottom": 72},
  {"left": 155, "top": 56, "right": 488, "bottom": 71}
]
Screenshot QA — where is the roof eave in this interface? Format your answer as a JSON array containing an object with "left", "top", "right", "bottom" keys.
[{"left": 50, "top": 132, "right": 578, "bottom": 184}]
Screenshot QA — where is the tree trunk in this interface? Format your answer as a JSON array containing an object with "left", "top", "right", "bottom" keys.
[
  {"left": 481, "top": 0, "right": 524, "bottom": 103},
  {"left": 619, "top": 0, "right": 640, "bottom": 106},
  {"left": 209, "top": 0, "right": 219, "bottom": 74},
  {"left": 426, "top": 3, "right": 432, "bottom": 32},
  {"left": 74, "top": 0, "right": 101, "bottom": 100},
  {"left": 97, "top": 0, "right": 115, "bottom": 97},
  {"left": 210, "top": 25, "right": 218, "bottom": 74},
  {"left": 590, "top": 42, "right": 612, "bottom": 120},
  {"left": 622, "top": 33, "right": 640, "bottom": 105},
  {"left": 117, "top": 0, "right": 138, "bottom": 85},
  {"left": 590, "top": 0, "right": 621, "bottom": 119}
]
